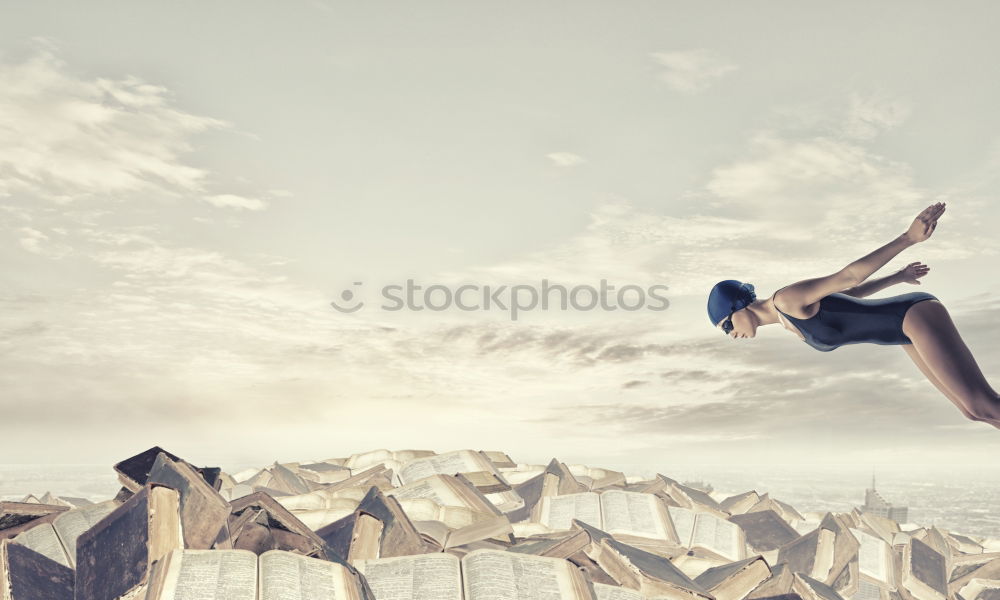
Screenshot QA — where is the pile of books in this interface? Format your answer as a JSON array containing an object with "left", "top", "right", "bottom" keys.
[{"left": 1, "top": 446, "right": 997, "bottom": 600}]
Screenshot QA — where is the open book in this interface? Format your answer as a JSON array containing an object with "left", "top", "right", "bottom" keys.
[
  {"left": 296, "top": 461, "right": 353, "bottom": 485},
  {"left": 345, "top": 449, "right": 437, "bottom": 471},
  {"left": 11, "top": 500, "right": 117, "bottom": 568},
  {"left": 274, "top": 487, "right": 362, "bottom": 531},
  {"left": 849, "top": 527, "right": 893, "bottom": 586},
  {"left": 666, "top": 506, "right": 745, "bottom": 562},
  {"left": 145, "top": 549, "right": 370, "bottom": 600},
  {"left": 274, "top": 473, "right": 392, "bottom": 531},
  {"left": 566, "top": 466, "right": 627, "bottom": 491},
  {"left": 355, "top": 549, "right": 594, "bottom": 600},
  {"left": 385, "top": 475, "right": 513, "bottom": 549},
  {"left": 592, "top": 582, "right": 717, "bottom": 600},
  {"left": 593, "top": 583, "right": 643, "bottom": 600},
  {"left": 396, "top": 450, "right": 524, "bottom": 513},
  {"left": 0, "top": 501, "right": 68, "bottom": 538},
  {"left": 538, "top": 491, "right": 677, "bottom": 543}
]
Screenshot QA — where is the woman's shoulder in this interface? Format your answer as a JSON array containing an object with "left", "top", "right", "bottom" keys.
[
  {"left": 771, "top": 286, "right": 793, "bottom": 312},
  {"left": 773, "top": 286, "right": 821, "bottom": 320},
  {"left": 772, "top": 270, "right": 857, "bottom": 314}
]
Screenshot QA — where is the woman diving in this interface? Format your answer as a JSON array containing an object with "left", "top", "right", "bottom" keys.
[{"left": 707, "top": 202, "right": 1000, "bottom": 428}]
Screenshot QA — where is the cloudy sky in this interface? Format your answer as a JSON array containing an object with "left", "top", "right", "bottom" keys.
[{"left": 2, "top": 1, "right": 1000, "bottom": 478}]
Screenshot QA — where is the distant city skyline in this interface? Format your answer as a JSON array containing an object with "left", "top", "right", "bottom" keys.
[
  {"left": 4, "top": 459, "right": 999, "bottom": 540},
  {"left": 2, "top": 2, "right": 1000, "bottom": 471}
]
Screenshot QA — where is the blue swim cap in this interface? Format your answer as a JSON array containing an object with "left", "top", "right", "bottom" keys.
[{"left": 707, "top": 280, "right": 757, "bottom": 326}]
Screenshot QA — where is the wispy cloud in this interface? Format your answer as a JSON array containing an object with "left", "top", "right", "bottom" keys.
[
  {"left": 203, "top": 194, "right": 268, "bottom": 211},
  {"left": 842, "top": 92, "right": 911, "bottom": 140},
  {"left": 17, "top": 227, "right": 52, "bottom": 255},
  {"left": 703, "top": 131, "right": 993, "bottom": 263},
  {"left": 650, "top": 49, "right": 737, "bottom": 93},
  {"left": 546, "top": 152, "right": 586, "bottom": 168},
  {"left": 0, "top": 47, "right": 224, "bottom": 201}
]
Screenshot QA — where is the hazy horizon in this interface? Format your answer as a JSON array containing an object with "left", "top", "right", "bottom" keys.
[{"left": 5, "top": 456, "right": 1000, "bottom": 540}]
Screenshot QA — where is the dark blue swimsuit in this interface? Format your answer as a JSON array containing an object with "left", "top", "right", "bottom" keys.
[{"left": 773, "top": 288, "right": 938, "bottom": 352}]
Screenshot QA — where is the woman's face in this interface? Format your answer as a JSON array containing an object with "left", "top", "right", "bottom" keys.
[{"left": 717, "top": 307, "right": 756, "bottom": 339}]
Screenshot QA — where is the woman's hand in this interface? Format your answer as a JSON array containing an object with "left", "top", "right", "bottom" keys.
[
  {"left": 904, "top": 202, "right": 946, "bottom": 244},
  {"left": 897, "top": 261, "right": 930, "bottom": 285}
]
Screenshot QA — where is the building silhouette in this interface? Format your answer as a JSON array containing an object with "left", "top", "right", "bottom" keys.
[{"left": 862, "top": 474, "right": 908, "bottom": 522}]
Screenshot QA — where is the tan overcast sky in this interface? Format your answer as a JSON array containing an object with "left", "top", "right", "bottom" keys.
[{"left": 2, "top": 1, "right": 1000, "bottom": 476}]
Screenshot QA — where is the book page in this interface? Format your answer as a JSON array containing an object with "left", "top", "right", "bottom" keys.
[
  {"left": 413, "top": 520, "right": 452, "bottom": 547},
  {"left": 438, "top": 505, "right": 485, "bottom": 529},
  {"left": 481, "top": 451, "right": 515, "bottom": 468},
  {"left": 356, "top": 553, "right": 462, "bottom": 600},
  {"left": 539, "top": 493, "right": 601, "bottom": 531},
  {"left": 499, "top": 466, "right": 545, "bottom": 485},
  {"left": 463, "top": 549, "right": 576, "bottom": 600},
  {"left": 484, "top": 489, "right": 525, "bottom": 513},
  {"left": 259, "top": 550, "right": 352, "bottom": 600},
  {"left": 348, "top": 514, "right": 384, "bottom": 563},
  {"left": 600, "top": 491, "right": 668, "bottom": 540},
  {"left": 397, "top": 498, "right": 485, "bottom": 530},
  {"left": 12, "top": 523, "right": 70, "bottom": 568},
  {"left": 388, "top": 476, "right": 465, "bottom": 507},
  {"left": 278, "top": 489, "right": 362, "bottom": 511},
  {"left": 813, "top": 528, "right": 835, "bottom": 581},
  {"left": 667, "top": 506, "right": 696, "bottom": 546},
  {"left": 277, "top": 485, "right": 369, "bottom": 508},
  {"left": 512, "top": 522, "right": 555, "bottom": 538},
  {"left": 51, "top": 501, "right": 117, "bottom": 566},
  {"left": 396, "top": 498, "right": 446, "bottom": 522},
  {"left": 691, "top": 513, "right": 740, "bottom": 561},
  {"left": 290, "top": 506, "right": 359, "bottom": 531},
  {"left": 158, "top": 549, "right": 257, "bottom": 600},
  {"left": 399, "top": 451, "right": 490, "bottom": 485},
  {"left": 851, "top": 528, "right": 889, "bottom": 583},
  {"left": 347, "top": 449, "right": 393, "bottom": 470},
  {"left": 393, "top": 450, "right": 437, "bottom": 464},
  {"left": 593, "top": 583, "right": 643, "bottom": 600},
  {"left": 853, "top": 578, "right": 883, "bottom": 600}
]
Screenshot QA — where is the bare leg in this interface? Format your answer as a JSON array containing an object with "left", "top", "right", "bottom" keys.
[
  {"left": 902, "top": 300, "right": 1000, "bottom": 421},
  {"left": 900, "top": 344, "right": 998, "bottom": 426}
]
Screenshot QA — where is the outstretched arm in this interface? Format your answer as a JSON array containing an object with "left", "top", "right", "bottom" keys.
[
  {"left": 774, "top": 203, "right": 944, "bottom": 310},
  {"left": 843, "top": 203, "right": 944, "bottom": 285},
  {"left": 841, "top": 262, "right": 930, "bottom": 298}
]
